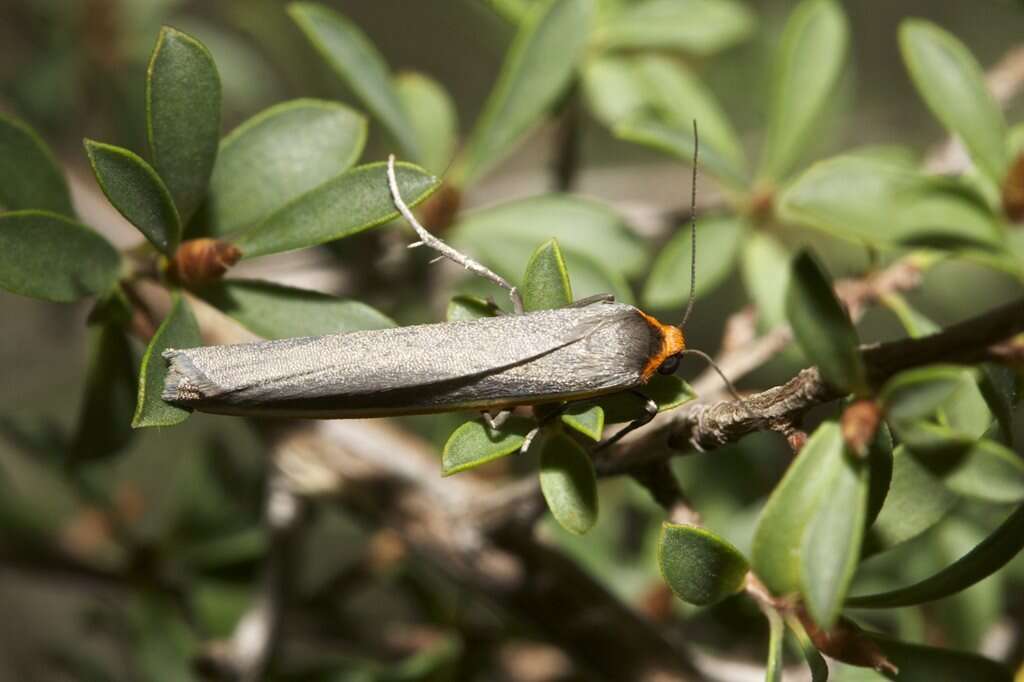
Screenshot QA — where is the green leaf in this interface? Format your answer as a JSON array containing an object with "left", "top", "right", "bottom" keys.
[
  {"left": 784, "top": 614, "right": 830, "bottom": 682},
  {"left": 800, "top": 440, "right": 868, "bottom": 628},
  {"left": 865, "top": 424, "right": 895, "bottom": 528},
  {"left": 446, "top": 295, "right": 499, "bottom": 321},
  {"left": 442, "top": 417, "right": 534, "bottom": 476},
  {"left": 522, "top": 239, "right": 573, "bottom": 311},
  {"left": 851, "top": 499, "right": 1024, "bottom": 608},
  {"left": 582, "top": 56, "right": 648, "bottom": 128},
  {"left": 452, "top": 194, "right": 647, "bottom": 278},
  {"left": 752, "top": 421, "right": 849, "bottom": 594},
  {"left": 395, "top": 72, "right": 458, "bottom": 174},
  {"left": 132, "top": 293, "right": 201, "bottom": 428},
  {"left": 779, "top": 155, "right": 1003, "bottom": 250},
  {"left": 0, "top": 210, "right": 119, "bottom": 302},
  {"left": 289, "top": 2, "right": 420, "bottom": 160},
  {"left": 0, "top": 112, "right": 73, "bottom": 216},
  {"left": 857, "top": 633, "right": 1012, "bottom": 682},
  {"left": 535, "top": 428, "right": 598, "bottom": 534},
  {"left": 456, "top": 0, "right": 593, "bottom": 185},
  {"left": 561, "top": 404, "right": 604, "bottom": 441},
  {"left": 786, "top": 250, "right": 867, "bottom": 394},
  {"left": 84, "top": 139, "right": 181, "bottom": 254},
  {"left": 195, "top": 279, "right": 394, "bottom": 339},
  {"left": 204, "top": 99, "right": 367, "bottom": 236},
  {"left": 928, "top": 438, "right": 1024, "bottom": 504},
  {"left": 146, "top": 26, "right": 222, "bottom": 222},
  {"left": 643, "top": 216, "right": 746, "bottom": 309},
  {"left": 615, "top": 118, "right": 748, "bottom": 190},
  {"left": 230, "top": 161, "right": 439, "bottom": 259},
  {"left": 760, "top": 0, "right": 849, "bottom": 180},
  {"left": 597, "top": 374, "right": 696, "bottom": 424},
  {"left": 71, "top": 323, "right": 136, "bottom": 461},
  {"left": 596, "top": 0, "right": 755, "bottom": 55},
  {"left": 764, "top": 607, "right": 785, "bottom": 682},
  {"left": 740, "top": 232, "right": 792, "bottom": 329},
  {"left": 482, "top": 0, "right": 532, "bottom": 23},
  {"left": 880, "top": 365, "right": 967, "bottom": 424},
  {"left": 658, "top": 523, "right": 749, "bottom": 606},
  {"left": 883, "top": 292, "right": 940, "bottom": 338},
  {"left": 900, "top": 20, "right": 1008, "bottom": 184}
]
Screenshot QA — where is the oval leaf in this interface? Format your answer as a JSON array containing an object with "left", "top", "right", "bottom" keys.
[
  {"left": 147, "top": 26, "right": 222, "bottom": 222},
  {"left": 288, "top": 2, "right": 420, "bottom": 160},
  {"left": 204, "top": 99, "right": 367, "bottom": 236},
  {"left": 561, "top": 404, "right": 605, "bottom": 441},
  {"left": 395, "top": 72, "right": 458, "bottom": 175},
  {"left": 133, "top": 294, "right": 202, "bottom": 428},
  {"left": 71, "top": 322, "right": 137, "bottom": 461},
  {"left": 84, "top": 139, "right": 181, "bottom": 254},
  {"left": 0, "top": 210, "right": 119, "bottom": 302},
  {"left": 195, "top": 279, "right": 394, "bottom": 339},
  {"left": 0, "top": 112, "right": 73, "bottom": 216},
  {"left": 880, "top": 365, "right": 968, "bottom": 424},
  {"left": 442, "top": 417, "right": 534, "bottom": 476},
  {"left": 740, "top": 231, "right": 792, "bottom": 329},
  {"left": 522, "top": 239, "right": 572, "bottom": 311},
  {"left": 456, "top": 0, "right": 593, "bottom": 185},
  {"left": 643, "top": 216, "right": 746, "bottom": 310},
  {"left": 230, "top": 161, "right": 439, "bottom": 259},
  {"left": 535, "top": 428, "right": 598, "bottom": 534},
  {"left": 760, "top": 0, "right": 849, "bottom": 180},
  {"left": 658, "top": 523, "right": 749, "bottom": 606},
  {"left": 582, "top": 56, "right": 648, "bottom": 128},
  {"left": 900, "top": 19, "right": 1008, "bottom": 184},
  {"left": 786, "top": 249, "right": 867, "bottom": 394},
  {"left": 596, "top": 0, "right": 754, "bottom": 55}
]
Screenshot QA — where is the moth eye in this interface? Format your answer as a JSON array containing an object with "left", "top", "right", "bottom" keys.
[{"left": 657, "top": 354, "right": 680, "bottom": 375}]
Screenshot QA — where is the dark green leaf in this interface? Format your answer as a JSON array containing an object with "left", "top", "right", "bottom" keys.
[
  {"left": 204, "top": 99, "right": 367, "bottom": 236},
  {"left": 596, "top": 0, "right": 754, "bottom": 55},
  {"left": 658, "top": 522, "right": 749, "bottom": 606},
  {"left": 597, "top": 374, "right": 696, "bottom": 424},
  {"left": 561, "top": 404, "right": 604, "bottom": 441},
  {"left": 71, "top": 323, "right": 136, "bottom": 461},
  {"left": 446, "top": 295, "right": 499, "bottom": 321},
  {"left": 615, "top": 118, "right": 748, "bottom": 189},
  {"left": 0, "top": 210, "right": 119, "bottom": 302},
  {"left": 195, "top": 279, "right": 394, "bottom": 339},
  {"left": 786, "top": 250, "right": 867, "bottom": 394},
  {"left": 760, "top": 0, "right": 848, "bottom": 180},
  {"left": 146, "top": 26, "right": 222, "bottom": 222},
  {"left": 0, "top": 112, "right": 73, "bottom": 216},
  {"left": 132, "top": 293, "right": 201, "bottom": 428},
  {"left": 182, "top": 529, "right": 267, "bottom": 571},
  {"left": 880, "top": 365, "right": 968, "bottom": 424},
  {"left": 900, "top": 19, "right": 1008, "bottom": 184},
  {"left": 522, "top": 239, "right": 573, "bottom": 311},
  {"left": 643, "top": 216, "right": 745, "bottom": 309},
  {"left": 865, "top": 423, "right": 894, "bottom": 528},
  {"left": 859, "top": 632, "right": 1011, "bottom": 682},
  {"left": 289, "top": 2, "right": 420, "bottom": 160},
  {"left": 740, "top": 231, "right": 792, "bottom": 329},
  {"left": 535, "top": 428, "right": 598, "bottom": 534},
  {"left": 800, "top": 441, "right": 868, "bottom": 627},
  {"left": 84, "top": 139, "right": 181, "bottom": 254},
  {"left": 765, "top": 607, "right": 784, "bottom": 682},
  {"left": 456, "top": 0, "right": 593, "bottom": 185},
  {"left": 230, "top": 161, "right": 439, "bottom": 258},
  {"left": 395, "top": 72, "right": 458, "bottom": 174},
  {"left": 850, "top": 501, "right": 1024, "bottom": 608},
  {"left": 442, "top": 417, "right": 534, "bottom": 476}
]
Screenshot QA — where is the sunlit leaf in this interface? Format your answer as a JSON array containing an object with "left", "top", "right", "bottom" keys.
[
  {"left": 596, "top": 0, "right": 755, "bottom": 55},
  {"left": 522, "top": 239, "right": 573, "bottom": 311},
  {"left": 643, "top": 216, "right": 746, "bottom": 309},
  {"left": 582, "top": 56, "right": 648, "bottom": 127},
  {"left": 615, "top": 118, "right": 748, "bottom": 190},
  {"left": 0, "top": 111, "right": 73, "bottom": 216},
  {"left": 740, "top": 231, "right": 792, "bottom": 330},
  {"left": 535, "top": 428, "right": 598, "bottom": 534},
  {"left": 658, "top": 522, "right": 749, "bottom": 606},
  {"left": 395, "top": 72, "right": 458, "bottom": 174},
  {"left": 442, "top": 417, "right": 534, "bottom": 476},
  {"left": 561, "top": 404, "right": 605, "bottom": 441}
]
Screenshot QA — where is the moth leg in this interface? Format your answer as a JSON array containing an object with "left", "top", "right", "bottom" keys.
[
  {"left": 520, "top": 426, "right": 540, "bottom": 454},
  {"left": 482, "top": 409, "right": 512, "bottom": 431},
  {"left": 564, "top": 293, "right": 615, "bottom": 309},
  {"left": 594, "top": 391, "right": 658, "bottom": 452},
  {"left": 386, "top": 156, "right": 525, "bottom": 314},
  {"left": 518, "top": 401, "right": 581, "bottom": 454}
]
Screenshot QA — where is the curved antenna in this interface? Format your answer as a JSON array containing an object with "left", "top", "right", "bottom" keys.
[
  {"left": 680, "top": 119, "right": 699, "bottom": 330},
  {"left": 679, "top": 348, "right": 756, "bottom": 419}
]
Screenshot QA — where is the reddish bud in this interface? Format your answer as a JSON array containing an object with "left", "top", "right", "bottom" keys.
[
  {"left": 1002, "top": 153, "right": 1024, "bottom": 222},
  {"left": 418, "top": 184, "right": 462, "bottom": 232},
  {"left": 841, "top": 399, "right": 882, "bottom": 458},
  {"left": 168, "top": 238, "right": 241, "bottom": 286},
  {"left": 800, "top": 612, "right": 898, "bottom": 675}
]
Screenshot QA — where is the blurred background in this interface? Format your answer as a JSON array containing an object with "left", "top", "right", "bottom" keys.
[{"left": 3, "top": 1, "right": 1024, "bottom": 680}]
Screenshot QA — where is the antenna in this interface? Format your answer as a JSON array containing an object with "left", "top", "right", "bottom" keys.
[{"left": 680, "top": 120, "right": 699, "bottom": 330}]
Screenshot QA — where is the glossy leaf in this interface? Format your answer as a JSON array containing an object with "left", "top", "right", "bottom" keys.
[
  {"left": 786, "top": 250, "right": 867, "bottom": 394},
  {"left": 561, "top": 405, "right": 604, "bottom": 441},
  {"left": 740, "top": 231, "right": 792, "bottom": 329},
  {"left": 764, "top": 607, "right": 784, "bottom": 682},
  {"left": 760, "top": 0, "right": 848, "bottom": 180},
  {"left": 0, "top": 112, "right": 73, "bottom": 216},
  {"left": 456, "top": 0, "right": 592, "bottom": 185},
  {"left": 522, "top": 239, "right": 573, "bottom": 311},
  {"left": 289, "top": 4, "right": 420, "bottom": 160},
  {"left": 535, "top": 428, "right": 598, "bottom": 534},
  {"left": 451, "top": 194, "right": 647, "bottom": 278},
  {"left": 658, "top": 523, "right": 749, "bottom": 606},
  {"left": 880, "top": 365, "right": 967, "bottom": 424},
  {"left": 643, "top": 216, "right": 745, "bottom": 309},
  {"left": 84, "top": 139, "right": 181, "bottom": 254},
  {"left": 597, "top": 374, "right": 696, "bottom": 424},
  {"left": 800, "top": 440, "right": 868, "bottom": 627},
  {"left": 858, "top": 633, "right": 1011, "bottom": 682},
  {"left": 146, "top": 26, "right": 222, "bottom": 222},
  {"left": 900, "top": 19, "right": 1008, "bottom": 184},
  {"left": 0, "top": 210, "right": 119, "bottom": 302},
  {"left": 615, "top": 118, "right": 748, "bottom": 190},
  {"left": 71, "top": 323, "right": 136, "bottom": 461},
  {"left": 582, "top": 56, "right": 647, "bottom": 127},
  {"left": 442, "top": 417, "right": 534, "bottom": 476},
  {"left": 195, "top": 279, "right": 394, "bottom": 339},
  {"left": 204, "top": 99, "right": 367, "bottom": 236},
  {"left": 597, "top": 0, "right": 754, "bottom": 55},
  {"left": 395, "top": 72, "right": 458, "bottom": 174},
  {"left": 230, "top": 161, "right": 439, "bottom": 258},
  {"left": 446, "top": 295, "right": 499, "bottom": 321},
  {"left": 132, "top": 294, "right": 202, "bottom": 428}
]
